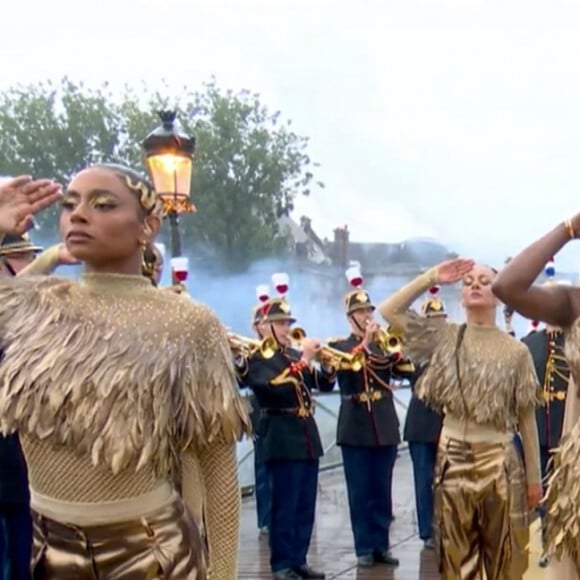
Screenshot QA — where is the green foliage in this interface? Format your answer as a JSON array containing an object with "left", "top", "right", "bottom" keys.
[{"left": 0, "top": 78, "right": 322, "bottom": 268}]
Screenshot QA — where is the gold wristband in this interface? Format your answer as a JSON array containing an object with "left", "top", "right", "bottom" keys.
[{"left": 564, "top": 219, "right": 576, "bottom": 239}]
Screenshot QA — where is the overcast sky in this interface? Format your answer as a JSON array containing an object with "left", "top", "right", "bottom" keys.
[{"left": 3, "top": 0, "right": 580, "bottom": 270}]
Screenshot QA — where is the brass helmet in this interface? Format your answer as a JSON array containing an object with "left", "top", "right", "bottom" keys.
[
  {"left": 344, "top": 262, "right": 375, "bottom": 315},
  {"left": 0, "top": 232, "right": 43, "bottom": 256},
  {"left": 259, "top": 273, "right": 296, "bottom": 324},
  {"left": 420, "top": 285, "right": 447, "bottom": 318}
]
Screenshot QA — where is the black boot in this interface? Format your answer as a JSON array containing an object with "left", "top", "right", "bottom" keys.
[
  {"left": 373, "top": 550, "right": 399, "bottom": 566},
  {"left": 292, "top": 564, "right": 326, "bottom": 578}
]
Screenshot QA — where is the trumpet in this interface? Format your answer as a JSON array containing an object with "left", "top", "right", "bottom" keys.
[
  {"left": 228, "top": 334, "right": 277, "bottom": 359},
  {"left": 290, "top": 327, "right": 365, "bottom": 372},
  {"left": 368, "top": 323, "right": 403, "bottom": 355}
]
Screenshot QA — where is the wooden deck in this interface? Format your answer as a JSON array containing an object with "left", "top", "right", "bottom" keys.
[{"left": 238, "top": 451, "right": 550, "bottom": 579}]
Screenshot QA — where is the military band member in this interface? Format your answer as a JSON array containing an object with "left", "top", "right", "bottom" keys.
[
  {"left": 521, "top": 260, "right": 570, "bottom": 567},
  {"left": 246, "top": 273, "right": 336, "bottom": 580},
  {"left": 404, "top": 285, "right": 445, "bottom": 550},
  {"left": 233, "top": 285, "right": 272, "bottom": 536},
  {"left": 0, "top": 231, "right": 42, "bottom": 275},
  {"left": 0, "top": 233, "right": 42, "bottom": 580},
  {"left": 0, "top": 232, "right": 79, "bottom": 580},
  {"left": 327, "top": 265, "right": 414, "bottom": 569}
]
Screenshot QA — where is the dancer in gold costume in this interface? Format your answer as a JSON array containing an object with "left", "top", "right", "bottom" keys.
[
  {"left": 492, "top": 215, "right": 580, "bottom": 579},
  {"left": 379, "top": 258, "right": 542, "bottom": 580},
  {"left": 0, "top": 167, "right": 249, "bottom": 579}
]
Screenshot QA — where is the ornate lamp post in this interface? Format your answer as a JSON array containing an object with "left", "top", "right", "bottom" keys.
[{"left": 142, "top": 111, "right": 196, "bottom": 263}]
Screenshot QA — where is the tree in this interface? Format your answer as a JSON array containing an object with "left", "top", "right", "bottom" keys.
[{"left": 0, "top": 78, "right": 322, "bottom": 268}]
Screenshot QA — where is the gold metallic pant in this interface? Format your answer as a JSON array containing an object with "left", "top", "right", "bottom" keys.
[
  {"left": 433, "top": 435, "right": 529, "bottom": 580},
  {"left": 31, "top": 497, "right": 206, "bottom": 579}
]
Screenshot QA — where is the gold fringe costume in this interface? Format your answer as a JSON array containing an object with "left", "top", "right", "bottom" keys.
[
  {"left": 0, "top": 272, "right": 249, "bottom": 579},
  {"left": 379, "top": 271, "right": 541, "bottom": 580},
  {"left": 544, "top": 321, "right": 580, "bottom": 577}
]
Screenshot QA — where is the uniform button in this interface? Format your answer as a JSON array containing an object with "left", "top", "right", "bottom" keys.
[
  {"left": 550, "top": 376, "right": 554, "bottom": 383},
  {"left": 550, "top": 387, "right": 555, "bottom": 392},
  {"left": 305, "top": 402, "right": 310, "bottom": 407}
]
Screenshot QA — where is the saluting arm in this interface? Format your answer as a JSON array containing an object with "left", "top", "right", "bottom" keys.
[{"left": 378, "top": 269, "right": 438, "bottom": 332}]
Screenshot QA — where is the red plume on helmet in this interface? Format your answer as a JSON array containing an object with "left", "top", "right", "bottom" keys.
[
  {"left": 256, "top": 285, "right": 269, "bottom": 303},
  {"left": 345, "top": 263, "right": 363, "bottom": 288},
  {"left": 271, "top": 273, "right": 289, "bottom": 295}
]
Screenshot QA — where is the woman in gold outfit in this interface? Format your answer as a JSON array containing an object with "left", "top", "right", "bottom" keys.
[
  {"left": 379, "top": 258, "right": 542, "bottom": 580},
  {"left": 492, "top": 214, "right": 580, "bottom": 579},
  {"left": 0, "top": 168, "right": 248, "bottom": 579}
]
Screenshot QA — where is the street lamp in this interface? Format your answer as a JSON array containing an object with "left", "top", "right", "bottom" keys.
[{"left": 142, "top": 110, "right": 196, "bottom": 260}]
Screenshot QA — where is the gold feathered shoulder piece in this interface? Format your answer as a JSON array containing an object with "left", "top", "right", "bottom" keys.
[
  {"left": 0, "top": 275, "right": 250, "bottom": 476},
  {"left": 402, "top": 310, "right": 457, "bottom": 365}
]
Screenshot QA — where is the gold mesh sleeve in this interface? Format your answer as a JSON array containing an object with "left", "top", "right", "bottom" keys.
[
  {"left": 182, "top": 451, "right": 204, "bottom": 524},
  {"left": 377, "top": 269, "right": 438, "bottom": 332},
  {"left": 518, "top": 406, "right": 541, "bottom": 486},
  {"left": 18, "top": 245, "right": 60, "bottom": 276},
  {"left": 197, "top": 439, "right": 240, "bottom": 580}
]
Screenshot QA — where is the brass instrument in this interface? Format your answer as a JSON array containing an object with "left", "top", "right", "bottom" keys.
[
  {"left": 289, "top": 327, "right": 307, "bottom": 342},
  {"left": 290, "top": 327, "right": 365, "bottom": 372},
  {"left": 376, "top": 326, "right": 403, "bottom": 355},
  {"left": 228, "top": 334, "right": 277, "bottom": 359}
]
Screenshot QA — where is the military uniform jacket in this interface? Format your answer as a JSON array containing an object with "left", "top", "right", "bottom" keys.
[
  {"left": 247, "top": 346, "right": 336, "bottom": 462},
  {"left": 0, "top": 433, "right": 29, "bottom": 506},
  {"left": 522, "top": 329, "right": 569, "bottom": 449},
  {"left": 234, "top": 355, "right": 262, "bottom": 435},
  {"left": 403, "top": 362, "right": 443, "bottom": 444},
  {"left": 328, "top": 334, "right": 414, "bottom": 448},
  {"left": 0, "top": 344, "right": 29, "bottom": 505}
]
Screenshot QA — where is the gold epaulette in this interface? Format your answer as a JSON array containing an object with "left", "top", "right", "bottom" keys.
[{"left": 395, "top": 361, "right": 415, "bottom": 373}]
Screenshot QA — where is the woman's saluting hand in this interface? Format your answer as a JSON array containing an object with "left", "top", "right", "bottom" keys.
[
  {"left": 435, "top": 257, "right": 476, "bottom": 285},
  {"left": 0, "top": 176, "right": 62, "bottom": 235}
]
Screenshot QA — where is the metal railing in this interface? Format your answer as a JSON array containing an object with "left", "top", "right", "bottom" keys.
[{"left": 237, "top": 389, "right": 410, "bottom": 494}]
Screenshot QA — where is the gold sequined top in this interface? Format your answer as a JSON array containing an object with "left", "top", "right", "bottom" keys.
[
  {"left": 411, "top": 318, "right": 540, "bottom": 430},
  {"left": 378, "top": 271, "right": 541, "bottom": 431},
  {"left": 0, "top": 271, "right": 249, "bottom": 579}
]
